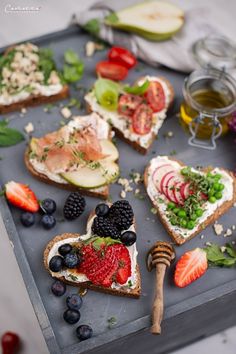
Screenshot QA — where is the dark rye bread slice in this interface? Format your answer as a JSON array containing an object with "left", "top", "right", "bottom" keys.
[
  {"left": 24, "top": 148, "right": 109, "bottom": 199},
  {"left": 86, "top": 76, "right": 174, "bottom": 155},
  {"left": 0, "top": 45, "right": 69, "bottom": 114},
  {"left": 43, "top": 233, "right": 141, "bottom": 299},
  {"left": 144, "top": 158, "right": 236, "bottom": 245}
]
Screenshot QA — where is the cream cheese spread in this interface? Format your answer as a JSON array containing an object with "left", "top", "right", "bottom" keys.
[{"left": 146, "top": 156, "right": 234, "bottom": 239}]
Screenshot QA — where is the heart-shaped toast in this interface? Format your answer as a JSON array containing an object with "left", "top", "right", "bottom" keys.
[
  {"left": 44, "top": 202, "right": 141, "bottom": 298},
  {"left": 144, "top": 156, "right": 236, "bottom": 245}
]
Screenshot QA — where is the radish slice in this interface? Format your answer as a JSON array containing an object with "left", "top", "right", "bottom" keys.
[
  {"left": 173, "top": 181, "right": 184, "bottom": 205},
  {"left": 160, "top": 170, "right": 175, "bottom": 194},
  {"left": 165, "top": 175, "right": 179, "bottom": 203},
  {"left": 152, "top": 163, "right": 173, "bottom": 192}
]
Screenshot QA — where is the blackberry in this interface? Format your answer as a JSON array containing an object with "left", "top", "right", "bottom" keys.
[
  {"left": 92, "top": 216, "right": 120, "bottom": 239},
  {"left": 63, "top": 193, "right": 86, "bottom": 220},
  {"left": 108, "top": 200, "right": 134, "bottom": 230}
]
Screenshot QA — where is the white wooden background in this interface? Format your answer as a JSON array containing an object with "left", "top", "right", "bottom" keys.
[{"left": 0, "top": 1, "right": 236, "bottom": 353}]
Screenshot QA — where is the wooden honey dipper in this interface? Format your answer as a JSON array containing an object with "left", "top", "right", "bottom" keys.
[{"left": 146, "top": 241, "right": 175, "bottom": 335}]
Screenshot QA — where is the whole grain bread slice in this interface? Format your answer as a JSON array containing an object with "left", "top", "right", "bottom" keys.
[
  {"left": 144, "top": 157, "right": 236, "bottom": 245},
  {"left": 43, "top": 232, "right": 141, "bottom": 299},
  {"left": 86, "top": 76, "right": 174, "bottom": 155}
]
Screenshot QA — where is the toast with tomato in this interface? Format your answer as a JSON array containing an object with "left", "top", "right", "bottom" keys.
[
  {"left": 144, "top": 155, "right": 236, "bottom": 244},
  {"left": 24, "top": 113, "right": 119, "bottom": 199},
  {"left": 43, "top": 203, "right": 141, "bottom": 298},
  {"left": 85, "top": 76, "right": 174, "bottom": 154},
  {"left": 0, "top": 42, "right": 69, "bottom": 114}
]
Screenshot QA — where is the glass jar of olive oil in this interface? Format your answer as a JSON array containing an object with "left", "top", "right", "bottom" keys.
[{"left": 180, "top": 35, "right": 236, "bottom": 149}]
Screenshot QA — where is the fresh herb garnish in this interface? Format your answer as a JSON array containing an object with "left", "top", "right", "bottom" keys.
[
  {"left": 0, "top": 120, "right": 24, "bottom": 147},
  {"left": 107, "top": 316, "right": 117, "bottom": 329},
  {"left": 83, "top": 19, "right": 100, "bottom": 37},
  {"left": 67, "top": 97, "right": 81, "bottom": 109},
  {"left": 123, "top": 80, "right": 150, "bottom": 95},
  {"left": 68, "top": 274, "right": 78, "bottom": 281},
  {"left": 94, "top": 78, "right": 120, "bottom": 111},
  {"left": 205, "top": 243, "right": 236, "bottom": 267},
  {"left": 38, "top": 48, "right": 56, "bottom": 83},
  {"left": 62, "top": 49, "right": 84, "bottom": 83},
  {"left": 105, "top": 12, "right": 119, "bottom": 24}
]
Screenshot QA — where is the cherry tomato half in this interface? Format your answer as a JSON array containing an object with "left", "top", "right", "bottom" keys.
[
  {"left": 118, "top": 94, "right": 143, "bottom": 117},
  {"left": 132, "top": 103, "right": 153, "bottom": 135},
  {"left": 144, "top": 81, "right": 165, "bottom": 112},
  {"left": 108, "top": 47, "right": 137, "bottom": 69},
  {"left": 96, "top": 61, "right": 128, "bottom": 81},
  {"left": 1, "top": 332, "right": 20, "bottom": 354}
]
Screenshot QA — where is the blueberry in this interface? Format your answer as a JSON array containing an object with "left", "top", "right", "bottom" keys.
[
  {"left": 51, "top": 280, "right": 66, "bottom": 296},
  {"left": 58, "top": 243, "right": 72, "bottom": 256},
  {"left": 20, "top": 212, "right": 35, "bottom": 227},
  {"left": 66, "top": 294, "right": 83, "bottom": 311},
  {"left": 120, "top": 231, "right": 137, "bottom": 246},
  {"left": 63, "top": 309, "right": 80, "bottom": 324},
  {"left": 95, "top": 203, "right": 110, "bottom": 217},
  {"left": 64, "top": 253, "right": 81, "bottom": 269},
  {"left": 76, "top": 325, "right": 93, "bottom": 341},
  {"left": 49, "top": 256, "right": 64, "bottom": 272},
  {"left": 41, "top": 214, "right": 56, "bottom": 229},
  {"left": 40, "top": 198, "right": 57, "bottom": 214}
]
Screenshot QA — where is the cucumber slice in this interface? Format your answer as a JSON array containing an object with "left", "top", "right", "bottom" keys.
[
  {"left": 100, "top": 139, "right": 119, "bottom": 161},
  {"left": 61, "top": 161, "right": 119, "bottom": 189},
  {"left": 105, "top": 1, "right": 184, "bottom": 41}
]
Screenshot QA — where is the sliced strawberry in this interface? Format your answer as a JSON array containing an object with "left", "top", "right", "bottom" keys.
[
  {"left": 152, "top": 164, "right": 174, "bottom": 193},
  {"left": 116, "top": 246, "right": 131, "bottom": 285},
  {"left": 174, "top": 248, "right": 208, "bottom": 288},
  {"left": 5, "top": 181, "right": 39, "bottom": 212}
]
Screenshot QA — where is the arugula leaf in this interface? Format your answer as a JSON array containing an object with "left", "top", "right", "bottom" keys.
[
  {"left": 123, "top": 80, "right": 150, "bottom": 95},
  {"left": 62, "top": 50, "right": 84, "bottom": 83},
  {"left": 105, "top": 12, "right": 119, "bottom": 24},
  {"left": 0, "top": 122, "right": 24, "bottom": 147},
  {"left": 83, "top": 19, "right": 100, "bottom": 37}
]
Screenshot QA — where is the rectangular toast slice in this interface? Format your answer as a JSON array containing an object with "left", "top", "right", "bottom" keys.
[
  {"left": 43, "top": 211, "right": 141, "bottom": 298},
  {"left": 85, "top": 76, "right": 174, "bottom": 155},
  {"left": 0, "top": 42, "right": 69, "bottom": 114},
  {"left": 144, "top": 156, "right": 236, "bottom": 245}
]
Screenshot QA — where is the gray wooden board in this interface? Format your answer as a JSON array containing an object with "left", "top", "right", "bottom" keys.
[{"left": 0, "top": 26, "right": 236, "bottom": 354}]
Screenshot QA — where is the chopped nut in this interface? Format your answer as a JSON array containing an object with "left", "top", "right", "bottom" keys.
[
  {"left": 21, "top": 107, "right": 27, "bottom": 114},
  {"left": 232, "top": 225, "right": 235, "bottom": 230},
  {"left": 224, "top": 228, "right": 232, "bottom": 237},
  {"left": 60, "top": 107, "right": 72, "bottom": 119},
  {"left": 213, "top": 223, "right": 223, "bottom": 236},
  {"left": 200, "top": 234, "right": 204, "bottom": 239},
  {"left": 232, "top": 241, "right": 236, "bottom": 245},
  {"left": 85, "top": 41, "right": 104, "bottom": 57},
  {"left": 120, "top": 190, "right": 126, "bottom": 199},
  {"left": 205, "top": 242, "right": 212, "bottom": 246},
  {"left": 24, "top": 122, "right": 34, "bottom": 134},
  {"left": 135, "top": 188, "right": 140, "bottom": 195},
  {"left": 220, "top": 246, "right": 226, "bottom": 253}
]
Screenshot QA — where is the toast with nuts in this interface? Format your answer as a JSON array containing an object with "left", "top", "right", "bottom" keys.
[{"left": 144, "top": 156, "right": 236, "bottom": 245}]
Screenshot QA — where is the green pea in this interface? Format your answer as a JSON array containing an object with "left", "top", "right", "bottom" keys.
[
  {"left": 170, "top": 218, "right": 177, "bottom": 225},
  {"left": 181, "top": 167, "right": 189, "bottom": 176},
  {"left": 218, "top": 183, "right": 224, "bottom": 191},
  {"left": 215, "top": 192, "right": 223, "bottom": 200},
  {"left": 213, "top": 182, "right": 220, "bottom": 191},
  {"left": 208, "top": 189, "right": 215, "bottom": 197},
  {"left": 178, "top": 209, "right": 187, "bottom": 218},
  {"left": 214, "top": 173, "right": 222, "bottom": 180},
  {"left": 209, "top": 196, "right": 216, "bottom": 203},
  {"left": 180, "top": 219, "right": 187, "bottom": 228},
  {"left": 187, "top": 221, "right": 195, "bottom": 230},
  {"left": 173, "top": 207, "right": 180, "bottom": 214},
  {"left": 196, "top": 208, "right": 203, "bottom": 217},
  {"left": 190, "top": 213, "right": 197, "bottom": 221},
  {"left": 167, "top": 202, "right": 175, "bottom": 210}
]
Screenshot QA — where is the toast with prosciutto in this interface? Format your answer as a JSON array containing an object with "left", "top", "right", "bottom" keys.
[
  {"left": 85, "top": 76, "right": 174, "bottom": 154},
  {"left": 44, "top": 200, "right": 141, "bottom": 298},
  {"left": 25, "top": 113, "right": 119, "bottom": 199},
  {"left": 144, "top": 156, "right": 236, "bottom": 244},
  {"left": 0, "top": 42, "right": 69, "bottom": 114}
]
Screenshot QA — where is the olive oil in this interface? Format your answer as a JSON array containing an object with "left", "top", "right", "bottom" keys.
[{"left": 180, "top": 88, "right": 232, "bottom": 139}]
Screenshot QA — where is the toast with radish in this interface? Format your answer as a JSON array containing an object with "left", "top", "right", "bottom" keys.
[
  {"left": 85, "top": 76, "right": 174, "bottom": 154},
  {"left": 144, "top": 156, "right": 236, "bottom": 245},
  {"left": 0, "top": 42, "right": 69, "bottom": 114},
  {"left": 44, "top": 201, "right": 141, "bottom": 298},
  {"left": 25, "top": 113, "right": 119, "bottom": 199}
]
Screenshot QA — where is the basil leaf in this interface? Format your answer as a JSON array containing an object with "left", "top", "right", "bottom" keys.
[
  {"left": 64, "top": 50, "right": 80, "bottom": 65},
  {"left": 123, "top": 80, "right": 150, "bottom": 95},
  {"left": 94, "top": 78, "right": 119, "bottom": 111},
  {"left": 83, "top": 19, "right": 100, "bottom": 37},
  {"left": 0, "top": 126, "right": 24, "bottom": 147},
  {"left": 62, "top": 50, "right": 84, "bottom": 84},
  {"left": 105, "top": 13, "right": 119, "bottom": 24}
]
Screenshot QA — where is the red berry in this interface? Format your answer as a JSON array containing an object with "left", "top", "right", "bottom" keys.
[
  {"left": 5, "top": 181, "right": 39, "bottom": 212},
  {"left": 1, "top": 332, "right": 20, "bottom": 354}
]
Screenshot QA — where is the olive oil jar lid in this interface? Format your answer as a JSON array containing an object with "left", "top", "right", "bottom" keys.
[{"left": 192, "top": 35, "right": 236, "bottom": 72}]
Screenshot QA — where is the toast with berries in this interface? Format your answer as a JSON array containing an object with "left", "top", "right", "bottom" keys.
[
  {"left": 0, "top": 42, "right": 69, "bottom": 114},
  {"left": 24, "top": 113, "right": 119, "bottom": 200},
  {"left": 144, "top": 156, "right": 236, "bottom": 245},
  {"left": 43, "top": 201, "right": 141, "bottom": 298},
  {"left": 85, "top": 76, "right": 174, "bottom": 154}
]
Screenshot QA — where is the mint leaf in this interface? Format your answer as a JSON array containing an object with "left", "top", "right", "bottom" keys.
[
  {"left": 62, "top": 50, "right": 84, "bottom": 84},
  {"left": 0, "top": 123, "right": 24, "bottom": 147},
  {"left": 105, "top": 13, "right": 119, "bottom": 24},
  {"left": 64, "top": 50, "right": 80, "bottom": 65},
  {"left": 83, "top": 19, "right": 100, "bottom": 36},
  {"left": 205, "top": 244, "right": 225, "bottom": 263},
  {"left": 225, "top": 243, "right": 236, "bottom": 258},
  {"left": 38, "top": 48, "right": 56, "bottom": 83},
  {"left": 205, "top": 243, "right": 236, "bottom": 268}
]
